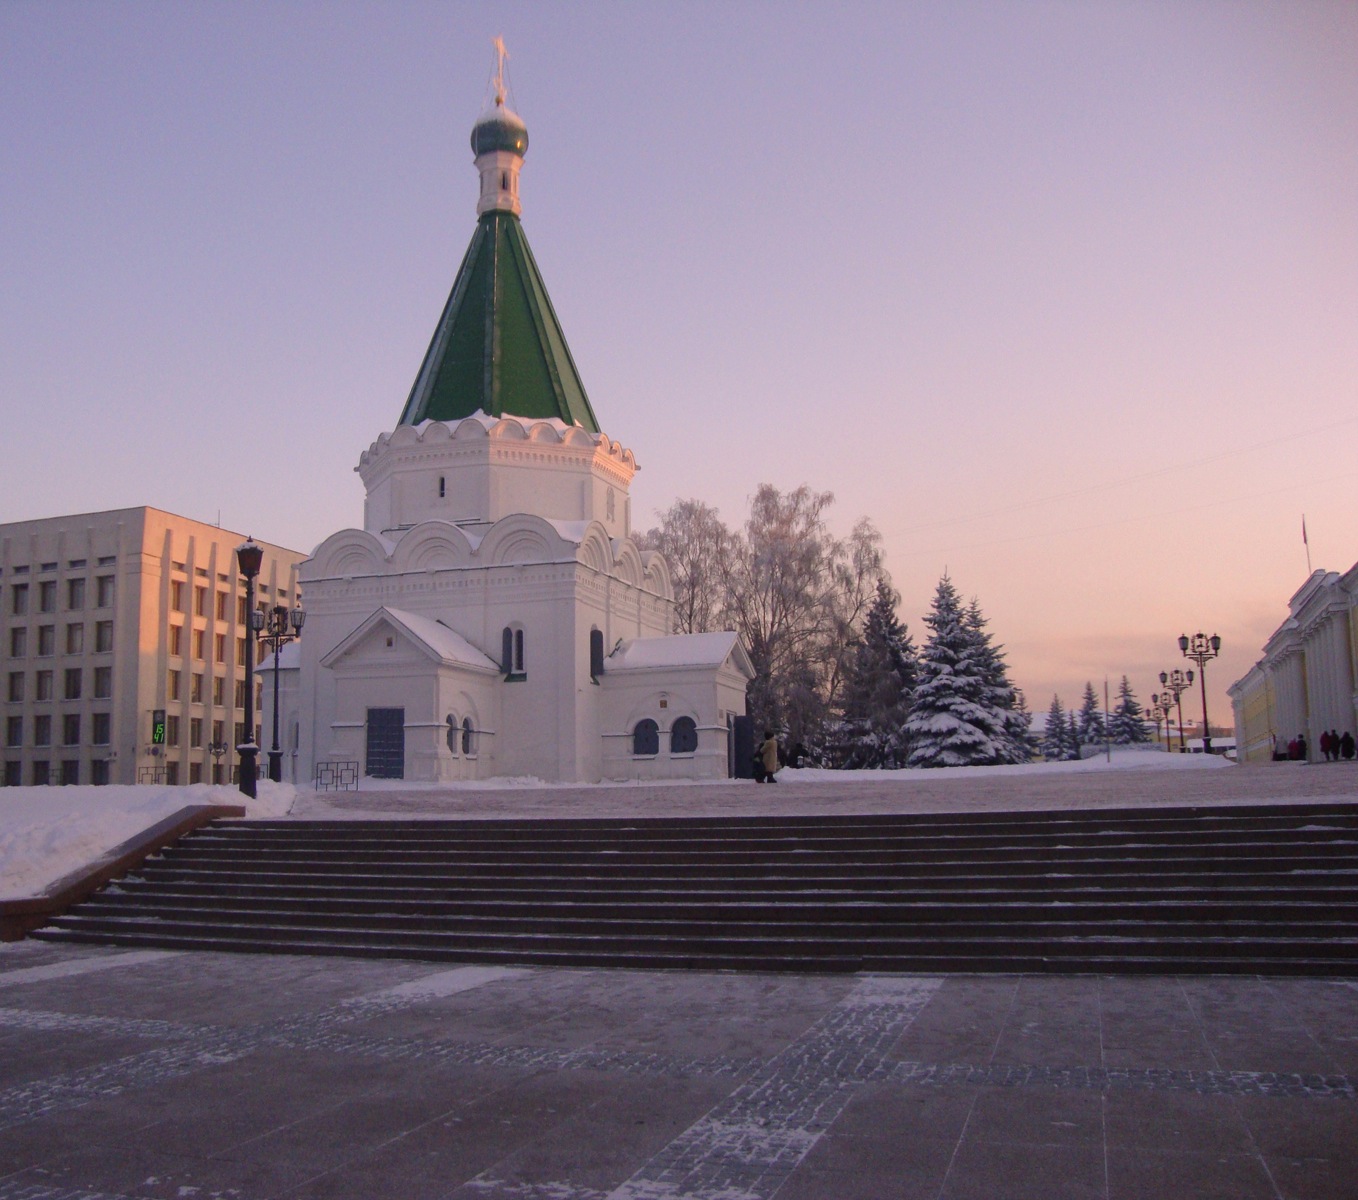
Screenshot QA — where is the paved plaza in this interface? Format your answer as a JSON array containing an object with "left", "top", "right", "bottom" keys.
[{"left": 2, "top": 762, "right": 1356, "bottom": 1199}]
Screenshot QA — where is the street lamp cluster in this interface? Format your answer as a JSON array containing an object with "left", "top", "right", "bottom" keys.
[
  {"left": 234, "top": 539, "right": 305, "bottom": 797},
  {"left": 1152, "top": 632, "right": 1221, "bottom": 754}
]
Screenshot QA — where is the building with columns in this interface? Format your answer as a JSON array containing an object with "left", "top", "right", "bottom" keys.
[
  {"left": 293, "top": 63, "right": 752, "bottom": 784},
  {"left": 1228, "top": 562, "right": 1358, "bottom": 763}
]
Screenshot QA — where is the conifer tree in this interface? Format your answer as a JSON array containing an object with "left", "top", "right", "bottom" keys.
[
  {"left": 1042, "top": 695, "right": 1069, "bottom": 760},
  {"left": 963, "top": 599, "right": 1031, "bottom": 764},
  {"left": 1068, "top": 711, "right": 1082, "bottom": 759},
  {"left": 905, "top": 575, "right": 1005, "bottom": 768},
  {"left": 834, "top": 580, "right": 917, "bottom": 768},
  {"left": 1076, "top": 681, "right": 1105, "bottom": 746},
  {"left": 1108, "top": 675, "right": 1150, "bottom": 744}
]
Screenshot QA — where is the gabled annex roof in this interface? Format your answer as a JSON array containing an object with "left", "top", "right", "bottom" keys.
[
  {"left": 607, "top": 632, "right": 755, "bottom": 679},
  {"left": 320, "top": 607, "right": 500, "bottom": 674}
]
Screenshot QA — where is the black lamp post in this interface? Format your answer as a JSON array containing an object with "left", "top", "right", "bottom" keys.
[
  {"left": 1148, "top": 694, "right": 1169, "bottom": 752},
  {"left": 207, "top": 738, "right": 228, "bottom": 785},
  {"left": 234, "top": 539, "right": 264, "bottom": 799},
  {"left": 1179, "top": 632, "right": 1222, "bottom": 754},
  {"left": 254, "top": 603, "right": 306, "bottom": 782},
  {"left": 1158, "top": 668, "right": 1194, "bottom": 753}
]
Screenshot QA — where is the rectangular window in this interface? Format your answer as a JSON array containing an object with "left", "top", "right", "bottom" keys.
[
  {"left": 63, "top": 714, "right": 80, "bottom": 746},
  {"left": 169, "top": 624, "right": 183, "bottom": 656},
  {"left": 212, "top": 719, "right": 225, "bottom": 746},
  {"left": 91, "top": 759, "right": 110, "bottom": 785},
  {"left": 5, "top": 716, "right": 21, "bottom": 748},
  {"left": 195, "top": 586, "right": 207, "bottom": 617},
  {"left": 191, "top": 672, "right": 204, "bottom": 703},
  {"left": 64, "top": 668, "right": 81, "bottom": 700},
  {"left": 65, "top": 623, "right": 84, "bottom": 654},
  {"left": 165, "top": 760, "right": 180, "bottom": 785},
  {"left": 33, "top": 714, "right": 50, "bottom": 747},
  {"left": 212, "top": 676, "right": 225, "bottom": 705},
  {"left": 166, "top": 715, "right": 180, "bottom": 746},
  {"left": 61, "top": 760, "right": 80, "bottom": 786},
  {"left": 171, "top": 580, "right": 185, "bottom": 612},
  {"left": 190, "top": 717, "right": 203, "bottom": 748},
  {"left": 37, "top": 626, "right": 54, "bottom": 656},
  {"left": 214, "top": 632, "right": 226, "bottom": 664},
  {"left": 9, "top": 628, "right": 25, "bottom": 657},
  {"left": 234, "top": 720, "right": 246, "bottom": 746},
  {"left": 6, "top": 672, "right": 21, "bottom": 703},
  {"left": 95, "top": 620, "right": 113, "bottom": 652},
  {"left": 10, "top": 583, "right": 28, "bottom": 615},
  {"left": 35, "top": 670, "right": 52, "bottom": 701},
  {"left": 215, "top": 591, "right": 228, "bottom": 620},
  {"left": 4, "top": 761, "right": 22, "bottom": 787},
  {"left": 189, "top": 761, "right": 203, "bottom": 784},
  {"left": 167, "top": 669, "right": 181, "bottom": 701},
  {"left": 192, "top": 628, "right": 205, "bottom": 660},
  {"left": 38, "top": 580, "right": 56, "bottom": 612},
  {"left": 237, "top": 596, "right": 248, "bottom": 625},
  {"left": 66, "top": 578, "right": 85, "bottom": 610},
  {"left": 234, "top": 680, "right": 246, "bottom": 709},
  {"left": 32, "top": 761, "right": 49, "bottom": 786},
  {"left": 237, "top": 637, "right": 247, "bottom": 667},
  {"left": 96, "top": 575, "right": 115, "bottom": 607},
  {"left": 93, "top": 665, "right": 112, "bottom": 698},
  {"left": 92, "top": 712, "right": 110, "bottom": 745}
]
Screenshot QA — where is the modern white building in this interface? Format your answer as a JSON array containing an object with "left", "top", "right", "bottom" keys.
[
  {"left": 0, "top": 508, "right": 305, "bottom": 786},
  {"left": 293, "top": 67, "right": 752, "bottom": 784},
  {"left": 1228, "top": 562, "right": 1358, "bottom": 763}
]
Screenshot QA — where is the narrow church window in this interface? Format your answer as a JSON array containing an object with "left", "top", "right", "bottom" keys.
[
  {"left": 502, "top": 627, "right": 525, "bottom": 677},
  {"left": 632, "top": 718, "right": 659, "bottom": 757},
  {"left": 445, "top": 714, "right": 459, "bottom": 756},
  {"left": 501, "top": 171, "right": 508, "bottom": 191},
  {"left": 670, "top": 717, "right": 698, "bottom": 755},
  {"left": 438, "top": 476, "right": 446, "bottom": 498},
  {"left": 462, "top": 717, "right": 476, "bottom": 755},
  {"left": 590, "top": 629, "right": 605, "bottom": 680}
]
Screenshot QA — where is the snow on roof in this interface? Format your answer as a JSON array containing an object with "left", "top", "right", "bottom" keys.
[
  {"left": 383, "top": 608, "right": 500, "bottom": 671},
  {"left": 545, "top": 518, "right": 591, "bottom": 544},
  {"left": 255, "top": 641, "right": 302, "bottom": 671},
  {"left": 608, "top": 631, "right": 746, "bottom": 671}
]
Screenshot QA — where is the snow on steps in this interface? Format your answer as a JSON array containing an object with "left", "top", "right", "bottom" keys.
[{"left": 32, "top": 803, "right": 1358, "bottom": 975}]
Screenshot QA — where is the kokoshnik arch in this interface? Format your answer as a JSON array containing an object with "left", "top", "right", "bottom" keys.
[{"left": 292, "top": 48, "right": 754, "bottom": 784}]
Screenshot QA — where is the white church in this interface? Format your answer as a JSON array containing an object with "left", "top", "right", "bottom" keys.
[{"left": 290, "top": 60, "right": 753, "bottom": 784}]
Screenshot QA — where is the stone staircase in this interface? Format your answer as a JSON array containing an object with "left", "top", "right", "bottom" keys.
[{"left": 32, "top": 803, "right": 1358, "bottom": 974}]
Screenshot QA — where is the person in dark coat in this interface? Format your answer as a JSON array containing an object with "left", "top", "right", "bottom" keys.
[{"left": 1342, "top": 731, "right": 1355, "bottom": 761}]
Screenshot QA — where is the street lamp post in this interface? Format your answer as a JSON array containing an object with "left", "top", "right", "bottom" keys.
[
  {"left": 1148, "top": 694, "right": 1168, "bottom": 752},
  {"left": 1179, "top": 632, "right": 1222, "bottom": 754},
  {"left": 1158, "top": 669, "right": 1194, "bottom": 753},
  {"left": 254, "top": 603, "right": 306, "bottom": 782},
  {"left": 234, "top": 539, "right": 264, "bottom": 799}
]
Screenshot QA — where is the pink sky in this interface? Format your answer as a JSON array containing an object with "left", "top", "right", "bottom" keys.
[{"left": 1, "top": 1, "right": 1354, "bottom": 728}]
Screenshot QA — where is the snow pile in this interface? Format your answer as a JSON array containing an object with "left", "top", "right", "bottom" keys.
[{"left": 0, "top": 782, "right": 295, "bottom": 900}]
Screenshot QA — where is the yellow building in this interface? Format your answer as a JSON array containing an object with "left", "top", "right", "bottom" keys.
[
  {"left": 1228, "top": 563, "right": 1358, "bottom": 763},
  {"left": 1, "top": 508, "right": 305, "bottom": 786}
]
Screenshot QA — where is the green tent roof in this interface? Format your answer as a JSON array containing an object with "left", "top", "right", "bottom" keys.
[{"left": 398, "top": 211, "right": 600, "bottom": 432}]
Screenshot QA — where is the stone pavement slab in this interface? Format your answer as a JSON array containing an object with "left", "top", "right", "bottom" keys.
[{"left": 1, "top": 939, "right": 1355, "bottom": 1199}]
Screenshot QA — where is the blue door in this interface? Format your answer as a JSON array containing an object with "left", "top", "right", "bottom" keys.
[{"left": 366, "top": 707, "right": 405, "bottom": 778}]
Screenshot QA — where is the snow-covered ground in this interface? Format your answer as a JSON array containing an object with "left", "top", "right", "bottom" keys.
[
  {"left": 0, "top": 782, "right": 295, "bottom": 900},
  {"left": 3, "top": 750, "right": 1352, "bottom": 902}
]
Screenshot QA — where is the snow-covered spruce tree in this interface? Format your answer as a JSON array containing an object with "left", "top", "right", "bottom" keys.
[
  {"left": 1011, "top": 687, "right": 1039, "bottom": 762},
  {"left": 833, "top": 579, "right": 918, "bottom": 768},
  {"left": 1041, "top": 695, "right": 1069, "bottom": 760},
  {"left": 1068, "top": 711, "right": 1082, "bottom": 758},
  {"left": 963, "top": 599, "right": 1032, "bottom": 764},
  {"left": 1076, "top": 681, "right": 1105, "bottom": 746},
  {"left": 1107, "top": 675, "right": 1150, "bottom": 744},
  {"left": 905, "top": 575, "right": 1007, "bottom": 768}
]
